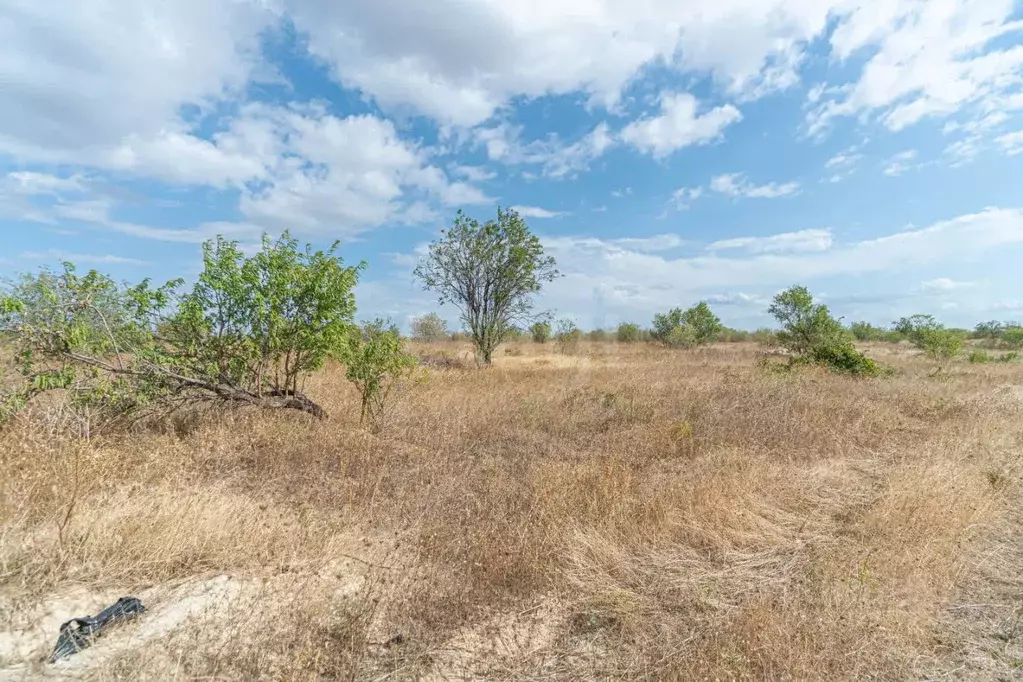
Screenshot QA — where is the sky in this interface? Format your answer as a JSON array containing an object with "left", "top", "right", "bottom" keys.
[{"left": 1, "top": 0, "right": 1023, "bottom": 332}]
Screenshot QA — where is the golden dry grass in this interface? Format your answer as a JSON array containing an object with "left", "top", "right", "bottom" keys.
[{"left": 2, "top": 341, "right": 1023, "bottom": 680}]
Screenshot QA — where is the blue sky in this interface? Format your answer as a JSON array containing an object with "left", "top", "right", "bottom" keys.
[{"left": 2, "top": 0, "right": 1023, "bottom": 331}]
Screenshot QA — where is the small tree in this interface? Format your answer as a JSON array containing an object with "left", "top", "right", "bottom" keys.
[
  {"left": 1, "top": 233, "right": 364, "bottom": 426},
  {"left": 769, "top": 285, "right": 880, "bottom": 376},
  {"left": 651, "top": 308, "right": 684, "bottom": 343},
  {"left": 410, "top": 312, "right": 448, "bottom": 342},
  {"left": 414, "top": 208, "right": 559, "bottom": 365},
  {"left": 342, "top": 319, "right": 418, "bottom": 426},
  {"left": 616, "top": 322, "right": 642, "bottom": 343},
  {"left": 554, "top": 318, "right": 582, "bottom": 355},
  {"left": 652, "top": 302, "right": 723, "bottom": 347},
  {"left": 893, "top": 314, "right": 963, "bottom": 361},
  {"left": 681, "top": 302, "right": 724, "bottom": 344},
  {"left": 530, "top": 321, "right": 551, "bottom": 344},
  {"left": 769, "top": 286, "right": 846, "bottom": 356},
  {"left": 974, "top": 320, "right": 1004, "bottom": 340}
]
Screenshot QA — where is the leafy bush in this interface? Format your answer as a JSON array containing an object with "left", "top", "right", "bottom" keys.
[
  {"left": 342, "top": 319, "right": 418, "bottom": 426},
  {"left": 1001, "top": 327, "right": 1023, "bottom": 349},
  {"left": 968, "top": 349, "right": 992, "bottom": 364},
  {"left": 410, "top": 313, "right": 448, "bottom": 342},
  {"left": 616, "top": 322, "right": 642, "bottom": 343},
  {"left": 769, "top": 285, "right": 881, "bottom": 376},
  {"left": 998, "top": 351, "right": 1020, "bottom": 363},
  {"left": 752, "top": 328, "right": 778, "bottom": 346},
  {"left": 587, "top": 329, "right": 610, "bottom": 342},
  {"left": 809, "top": 344, "right": 883, "bottom": 376},
  {"left": 894, "top": 315, "right": 963, "bottom": 360},
  {"left": 1, "top": 233, "right": 364, "bottom": 426},
  {"left": 652, "top": 301, "right": 723, "bottom": 347},
  {"left": 664, "top": 325, "right": 698, "bottom": 349},
  {"left": 720, "top": 328, "right": 751, "bottom": 342},
  {"left": 849, "top": 321, "right": 886, "bottom": 342},
  {"left": 554, "top": 319, "right": 582, "bottom": 355},
  {"left": 974, "top": 320, "right": 1004, "bottom": 340},
  {"left": 530, "top": 321, "right": 551, "bottom": 344}
]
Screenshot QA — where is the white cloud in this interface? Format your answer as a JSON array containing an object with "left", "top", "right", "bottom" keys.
[
  {"left": 710, "top": 173, "right": 800, "bottom": 198},
  {"left": 0, "top": 0, "right": 271, "bottom": 165},
  {"left": 19, "top": 250, "right": 152, "bottom": 266},
  {"left": 825, "top": 150, "right": 862, "bottom": 170},
  {"left": 621, "top": 93, "right": 742, "bottom": 158},
  {"left": 920, "top": 277, "right": 976, "bottom": 292},
  {"left": 510, "top": 205, "right": 565, "bottom": 219},
  {"left": 705, "top": 292, "right": 770, "bottom": 306},
  {"left": 808, "top": 0, "right": 1023, "bottom": 135},
  {"left": 883, "top": 149, "right": 919, "bottom": 176},
  {"left": 996, "top": 130, "right": 1023, "bottom": 155},
  {"left": 707, "top": 228, "right": 833, "bottom": 254},
  {"left": 532, "top": 207, "right": 1023, "bottom": 324},
  {"left": 286, "top": 0, "right": 838, "bottom": 128},
  {"left": 450, "top": 164, "right": 496, "bottom": 182},
  {"left": 473, "top": 121, "right": 613, "bottom": 178},
  {"left": 7, "top": 172, "right": 86, "bottom": 195}
]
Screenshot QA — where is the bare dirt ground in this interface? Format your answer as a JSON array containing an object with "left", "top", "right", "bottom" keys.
[{"left": 2, "top": 341, "right": 1023, "bottom": 680}]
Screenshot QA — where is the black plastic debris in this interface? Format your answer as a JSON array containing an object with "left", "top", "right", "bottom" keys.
[{"left": 48, "top": 597, "right": 146, "bottom": 663}]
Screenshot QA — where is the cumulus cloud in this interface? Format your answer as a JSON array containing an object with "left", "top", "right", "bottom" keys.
[
  {"left": 621, "top": 93, "right": 742, "bottom": 158},
  {"left": 807, "top": 0, "right": 1023, "bottom": 135}
]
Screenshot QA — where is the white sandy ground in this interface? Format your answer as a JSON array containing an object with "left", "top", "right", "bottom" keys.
[{"left": 0, "top": 556, "right": 372, "bottom": 681}]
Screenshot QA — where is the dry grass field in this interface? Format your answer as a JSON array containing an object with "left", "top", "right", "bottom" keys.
[{"left": 3, "top": 340, "right": 1023, "bottom": 680}]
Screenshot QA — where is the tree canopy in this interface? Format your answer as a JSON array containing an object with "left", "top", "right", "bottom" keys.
[{"left": 414, "top": 208, "right": 559, "bottom": 365}]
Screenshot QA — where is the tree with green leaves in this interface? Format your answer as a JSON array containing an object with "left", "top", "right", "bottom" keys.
[
  {"left": 414, "top": 208, "right": 560, "bottom": 365},
  {"left": 1, "top": 232, "right": 365, "bottom": 425},
  {"left": 769, "top": 285, "right": 880, "bottom": 376},
  {"left": 342, "top": 319, "right": 418, "bottom": 426},
  {"left": 530, "top": 321, "right": 551, "bottom": 344},
  {"left": 893, "top": 314, "right": 963, "bottom": 361},
  {"left": 652, "top": 301, "right": 723, "bottom": 347},
  {"left": 615, "top": 322, "right": 642, "bottom": 343},
  {"left": 554, "top": 318, "right": 582, "bottom": 355},
  {"left": 410, "top": 312, "right": 448, "bottom": 342},
  {"left": 849, "top": 321, "right": 886, "bottom": 342}
]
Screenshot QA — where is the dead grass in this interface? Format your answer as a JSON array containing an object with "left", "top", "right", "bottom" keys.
[{"left": 2, "top": 341, "right": 1023, "bottom": 679}]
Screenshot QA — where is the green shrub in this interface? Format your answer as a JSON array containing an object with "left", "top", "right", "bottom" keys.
[
  {"left": 342, "top": 319, "right": 418, "bottom": 426},
  {"left": 587, "top": 328, "right": 610, "bottom": 342},
  {"left": 968, "top": 349, "right": 992, "bottom": 364},
  {"left": 849, "top": 321, "right": 886, "bottom": 342},
  {"left": 652, "top": 301, "right": 723, "bottom": 347},
  {"left": 752, "top": 328, "right": 778, "bottom": 346},
  {"left": 998, "top": 351, "right": 1020, "bottom": 363},
  {"left": 809, "top": 344, "right": 883, "bottom": 376},
  {"left": 615, "top": 322, "right": 642, "bottom": 343},
  {"left": 664, "top": 324, "right": 698, "bottom": 349},
  {"left": 530, "top": 321, "right": 551, "bottom": 344},
  {"left": 554, "top": 319, "right": 582, "bottom": 354},
  {"left": 410, "top": 312, "right": 448, "bottom": 342},
  {"left": 894, "top": 315, "right": 962, "bottom": 360},
  {"left": 1001, "top": 327, "right": 1023, "bottom": 349},
  {"left": 769, "top": 285, "right": 881, "bottom": 377},
  {"left": 1, "top": 233, "right": 363, "bottom": 427}
]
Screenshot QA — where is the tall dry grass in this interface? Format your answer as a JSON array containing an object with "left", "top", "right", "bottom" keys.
[{"left": 2, "top": 341, "right": 1023, "bottom": 679}]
